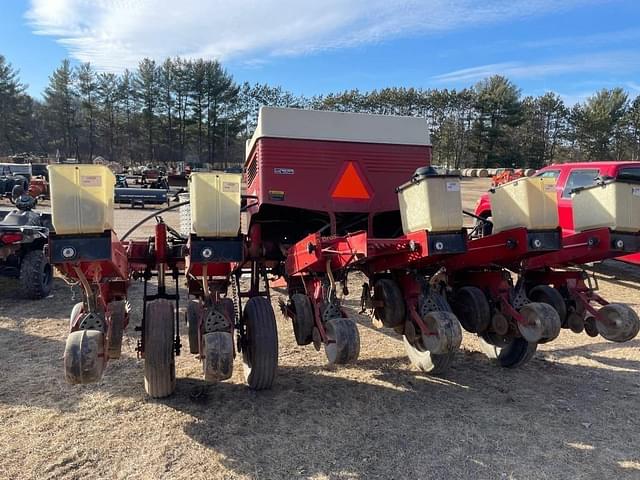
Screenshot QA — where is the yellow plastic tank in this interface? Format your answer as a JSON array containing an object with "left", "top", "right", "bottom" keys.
[
  {"left": 572, "top": 181, "right": 640, "bottom": 233},
  {"left": 189, "top": 172, "right": 241, "bottom": 237},
  {"left": 490, "top": 177, "right": 559, "bottom": 233},
  {"left": 48, "top": 164, "right": 115, "bottom": 235},
  {"left": 397, "top": 175, "right": 463, "bottom": 234}
]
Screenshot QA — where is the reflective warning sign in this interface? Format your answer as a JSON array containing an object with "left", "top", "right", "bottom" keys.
[{"left": 331, "top": 162, "right": 370, "bottom": 200}]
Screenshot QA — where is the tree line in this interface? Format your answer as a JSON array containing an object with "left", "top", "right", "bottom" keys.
[{"left": 1, "top": 54, "right": 639, "bottom": 169}]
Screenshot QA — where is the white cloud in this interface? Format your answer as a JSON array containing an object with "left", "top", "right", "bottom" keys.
[
  {"left": 25, "top": 0, "right": 603, "bottom": 71},
  {"left": 432, "top": 51, "right": 640, "bottom": 83}
]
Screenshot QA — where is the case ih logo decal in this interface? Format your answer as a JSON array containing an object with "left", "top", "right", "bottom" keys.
[{"left": 274, "top": 168, "right": 294, "bottom": 175}]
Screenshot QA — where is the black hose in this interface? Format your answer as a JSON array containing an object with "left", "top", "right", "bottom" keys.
[{"left": 121, "top": 200, "right": 189, "bottom": 241}]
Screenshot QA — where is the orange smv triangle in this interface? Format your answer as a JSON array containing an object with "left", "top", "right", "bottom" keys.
[{"left": 332, "top": 162, "right": 370, "bottom": 200}]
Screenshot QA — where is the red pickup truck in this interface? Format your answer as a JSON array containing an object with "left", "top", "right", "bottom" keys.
[{"left": 473, "top": 161, "right": 640, "bottom": 264}]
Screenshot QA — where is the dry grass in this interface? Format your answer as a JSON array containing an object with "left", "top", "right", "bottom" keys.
[{"left": 1, "top": 179, "right": 640, "bottom": 479}]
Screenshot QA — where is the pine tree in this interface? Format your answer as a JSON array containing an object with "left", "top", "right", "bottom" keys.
[{"left": 43, "top": 59, "right": 78, "bottom": 160}]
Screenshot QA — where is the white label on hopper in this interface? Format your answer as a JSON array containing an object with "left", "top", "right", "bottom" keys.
[
  {"left": 222, "top": 182, "right": 239, "bottom": 193},
  {"left": 80, "top": 175, "right": 102, "bottom": 187},
  {"left": 633, "top": 187, "right": 640, "bottom": 197},
  {"left": 446, "top": 182, "right": 460, "bottom": 192},
  {"left": 274, "top": 168, "right": 294, "bottom": 175}
]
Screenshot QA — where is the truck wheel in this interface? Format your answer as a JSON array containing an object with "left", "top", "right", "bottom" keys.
[
  {"left": 480, "top": 333, "right": 537, "bottom": 368},
  {"left": 242, "top": 296, "right": 278, "bottom": 390},
  {"left": 107, "top": 301, "right": 127, "bottom": 359},
  {"left": 64, "top": 329, "right": 105, "bottom": 384},
  {"left": 19, "top": 250, "right": 52, "bottom": 299},
  {"left": 144, "top": 299, "right": 176, "bottom": 398}
]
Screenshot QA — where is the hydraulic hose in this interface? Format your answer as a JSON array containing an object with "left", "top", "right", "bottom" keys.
[{"left": 120, "top": 200, "right": 189, "bottom": 241}]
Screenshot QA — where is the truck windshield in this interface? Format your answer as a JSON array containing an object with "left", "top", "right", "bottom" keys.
[{"left": 617, "top": 167, "right": 640, "bottom": 181}]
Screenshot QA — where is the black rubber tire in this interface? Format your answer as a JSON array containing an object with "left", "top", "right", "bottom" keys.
[
  {"left": 373, "top": 278, "right": 406, "bottom": 328},
  {"left": 203, "top": 332, "right": 234, "bottom": 382},
  {"left": 19, "top": 249, "right": 52, "bottom": 299},
  {"left": 402, "top": 335, "right": 453, "bottom": 375},
  {"left": 480, "top": 333, "right": 537, "bottom": 368},
  {"left": 107, "top": 300, "right": 127, "bottom": 359},
  {"left": 584, "top": 316, "right": 599, "bottom": 337},
  {"left": 324, "top": 318, "right": 360, "bottom": 364},
  {"left": 143, "top": 299, "right": 176, "bottom": 398},
  {"left": 529, "top": 285, "right": 567, "bottom": 326},
  {"left": 452, "top": 286, "right": 491, "bottom": 333},
  {"left": 64, "top": 329, "right": 105, "bottom": 384},
  {"left": 291, "top": 293, "right": 314, "bottom": 346},
  {"left": 242, "top": 296, "right": 278, "bottom": 390},
  {"left": 186, "top": 300, "right": 201, "bottom": 354}
]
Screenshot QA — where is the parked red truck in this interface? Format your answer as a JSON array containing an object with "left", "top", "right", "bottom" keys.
[{"left": 474, "top": 161, "right": 640, "bottom": 264}]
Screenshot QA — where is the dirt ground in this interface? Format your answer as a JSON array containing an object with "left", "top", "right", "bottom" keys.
[{"left": 1, "top": 179, "right": 640, "bottom": 480}]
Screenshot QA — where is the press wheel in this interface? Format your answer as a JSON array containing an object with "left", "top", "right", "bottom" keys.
[
  {"left": 324, "top": 318, "right": 360, "bottom": 365},
  {"left": 517, "top": 302, "right": 561, "bottom": 343},
  {"left": 64, "top": 329, "right": 105, "bottom": 384},
  {"left": 596, "top": 304, "right": 640, "bottom": 342},
  {"left": 420, "top": 311, "right": 463, "bottom": 355},
  {"left": 529, "top": 285, "right": 567, "bottom": 326}
]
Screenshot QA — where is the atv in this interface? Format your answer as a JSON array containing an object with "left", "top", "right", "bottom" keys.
[{"left": 0, "top": 186, "right": 53, "bottom": 299}]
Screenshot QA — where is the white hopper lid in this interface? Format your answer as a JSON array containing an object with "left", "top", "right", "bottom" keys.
[{"left": 246, "top": 107, "right": 431, "bottom": 160}]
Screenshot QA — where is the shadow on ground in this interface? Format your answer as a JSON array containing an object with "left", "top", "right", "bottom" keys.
[{"left": 168, "top": 352, "right": 640, "bottom": 479}]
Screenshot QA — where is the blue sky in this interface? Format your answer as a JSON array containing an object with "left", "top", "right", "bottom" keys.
[{"left": 1, "top": 0, "right": 639, "bottom": 104}]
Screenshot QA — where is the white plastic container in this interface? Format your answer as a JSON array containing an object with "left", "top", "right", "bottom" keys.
[
  {"left": 189, "top": 172, "right": 241, "bottom": 237},
  {"left": 490, "top": 177, "right": 559, "bottom": 233},
  {"left": 48, "top": 164, "right": 115, "bottom": 234},
  {"left": 572, "top": 180, "right": 640, "bottom": 233},
  {"left": 397, "top": 174, "right": 463, "bottom": 234}
]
